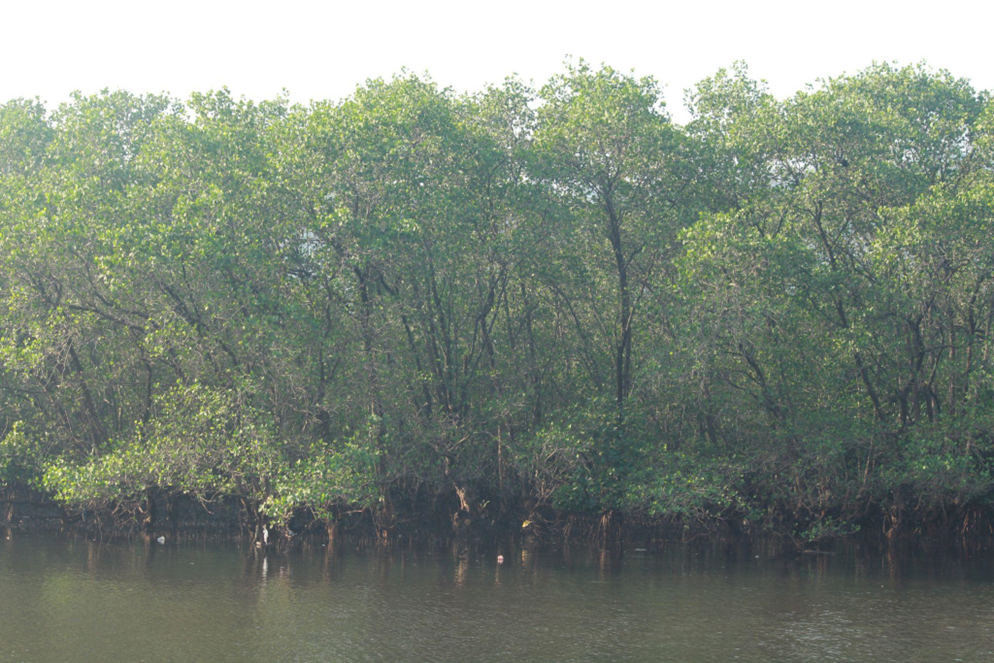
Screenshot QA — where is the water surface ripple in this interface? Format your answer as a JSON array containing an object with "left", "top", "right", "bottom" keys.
[{"left": 1, "top": 535, "right": 992, "bottom": 661}]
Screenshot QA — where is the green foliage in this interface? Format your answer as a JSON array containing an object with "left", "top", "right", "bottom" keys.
[
  {"left": 0, "top": 422, "right": 50, "bottom": 488},
  {"left": 1, "top": 62, "right": 993, "bottom": 539},
  {"left": 268, "top": 433, "right": 381, "bottom": 523},
  {"left": 630, "top": 452, "right": 744, "bottom": 521}
]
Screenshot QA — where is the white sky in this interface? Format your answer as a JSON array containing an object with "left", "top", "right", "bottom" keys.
[{"left": 2, "top": 0, "right": 992, "bottom": 124}]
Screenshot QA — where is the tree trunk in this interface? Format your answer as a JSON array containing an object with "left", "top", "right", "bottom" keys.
[
  {"left": 141, "top": 487, "right": 156, "bottom": 534},
  {"left": 599, "top": 508, "right": 623, "bottom": 548}
]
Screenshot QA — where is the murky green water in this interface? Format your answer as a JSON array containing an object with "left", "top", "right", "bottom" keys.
[{"left": 1, "top": 534, "right": 993, "bottom": 662}]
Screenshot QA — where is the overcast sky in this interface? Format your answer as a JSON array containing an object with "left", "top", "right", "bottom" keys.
[{"left": 2, "top": 0, "right": 992, "bottom": 123}]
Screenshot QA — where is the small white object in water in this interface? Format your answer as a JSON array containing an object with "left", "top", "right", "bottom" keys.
[
  {"left": 497, "top": 555, "right": 504, "bottom": 564},
  {"left": 156, "top": 536, "right": 166, "bottom": 545}
]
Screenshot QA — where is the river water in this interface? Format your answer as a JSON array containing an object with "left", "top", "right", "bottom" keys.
[{"left": 1, "top": 534, "right": 993, "bottom": 662}]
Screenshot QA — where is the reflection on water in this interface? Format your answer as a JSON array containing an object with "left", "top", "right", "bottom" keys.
[{"left": 2, "top": 534, "right": 994, "bottom": 662}]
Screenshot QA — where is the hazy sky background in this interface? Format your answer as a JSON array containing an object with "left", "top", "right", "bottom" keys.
[{"left": 2, "top": 0, "right": 991, "bottom": 123}]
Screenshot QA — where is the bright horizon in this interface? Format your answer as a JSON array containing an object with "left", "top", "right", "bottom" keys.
[{"left": 3, "top": 0, "right": 992, "bottom": 123}]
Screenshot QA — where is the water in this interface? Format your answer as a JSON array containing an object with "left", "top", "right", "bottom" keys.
[{"left": 1, "top": 534, "right": 993, "bottom": 662}]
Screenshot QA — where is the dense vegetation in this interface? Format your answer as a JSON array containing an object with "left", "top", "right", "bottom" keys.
[{"left": 1, "top": 61, "right": 993, "bottom": 545}]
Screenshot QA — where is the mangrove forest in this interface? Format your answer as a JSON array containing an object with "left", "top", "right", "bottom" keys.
[{"left": 1, "top": 61, "right": 993, "bottom": 546}]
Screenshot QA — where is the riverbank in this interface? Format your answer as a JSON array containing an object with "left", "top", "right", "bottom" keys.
[{"left": 6, "top": 486, "right": 994, "bottom": 556}]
